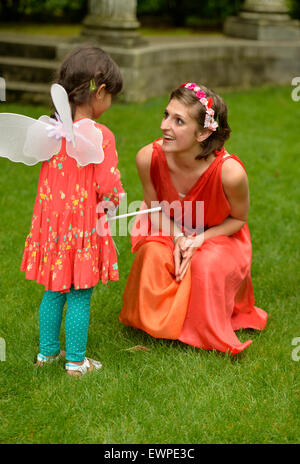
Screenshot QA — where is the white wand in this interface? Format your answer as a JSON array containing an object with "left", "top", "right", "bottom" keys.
[{"left": 109, "top": 206, "right": 162, "bottom": 221}]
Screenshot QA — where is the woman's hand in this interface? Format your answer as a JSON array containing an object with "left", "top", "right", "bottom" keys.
[
  {"left": 173, "top": 236, "right": 185, "bottom": 281},
  {"left": 174, "top": 235, "right": 202, "bottom": 282}
]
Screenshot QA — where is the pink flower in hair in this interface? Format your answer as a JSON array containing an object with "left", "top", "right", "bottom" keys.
[
  {"left": 196, "top": 90, "right": 206, "bottom": 99},
  {"left": 186, "top": 83, "right": 197, "bottom": 90}
]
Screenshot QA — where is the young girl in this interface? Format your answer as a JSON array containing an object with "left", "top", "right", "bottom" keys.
[
  {"left": 17, "top": 46, "right": 125, "bottom": 376},
  {"left": 119, "top": 82, "right": 268, "bottom": 355}
]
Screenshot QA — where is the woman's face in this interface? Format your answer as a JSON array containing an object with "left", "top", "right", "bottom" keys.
[{"left": 160, "top": 98, "right": 203, "bottom": 154}]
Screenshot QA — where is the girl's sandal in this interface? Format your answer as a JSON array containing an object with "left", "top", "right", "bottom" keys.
[
  {"left": 65, "top": 357, "right": 102, "bottom": 377},
  {"left": 35, "top": 351, "right": 65, "bottom": 367}
]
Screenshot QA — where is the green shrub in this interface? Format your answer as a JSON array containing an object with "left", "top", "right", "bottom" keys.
[
  {"left": 289, "top": 0, "right": 300, "bottom": 18},
  {"left": 0, "top": 0, "right": 87, "bottom": 23},
  {"left": 138, "top": 0, "right": 300, "bottom": 24},
  {"left": 137, "top": 0, "right": 244, "bottom": 26},
  {"left": 1, "top": 0, "right": 299, "bottom": 25}
]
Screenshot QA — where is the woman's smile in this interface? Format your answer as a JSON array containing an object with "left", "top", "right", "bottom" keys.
[{"left": 162, "top": 134, "right": 176, "bottom": 142}]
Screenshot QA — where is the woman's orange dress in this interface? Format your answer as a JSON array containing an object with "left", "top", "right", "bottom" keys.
[{"left": 119, "top": 141, "right": 267, "bottom": 354}]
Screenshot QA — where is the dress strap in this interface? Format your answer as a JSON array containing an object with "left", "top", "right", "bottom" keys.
[{"left": 221, "top": 152, "right": 247, "bottom": 173}]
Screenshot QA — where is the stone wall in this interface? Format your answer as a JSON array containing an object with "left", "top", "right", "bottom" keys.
[
  {"left": 57, "top": 37, "right": 300, "bottom": 102},
  {"left": 1, "top": 32, "right": 299, "bottom": 105}
]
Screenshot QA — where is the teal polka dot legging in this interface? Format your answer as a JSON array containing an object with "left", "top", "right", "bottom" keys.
[{"left": 39, "top": 286, "right": 93, "bottom": 362}]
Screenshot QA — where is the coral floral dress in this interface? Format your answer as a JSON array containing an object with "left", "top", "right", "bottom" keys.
[
  {"left": 119, "top": 141, "right": 267, "bottom": 354},
  {"left": 21, "top": 122, "right": 125, "bottom": 292}
]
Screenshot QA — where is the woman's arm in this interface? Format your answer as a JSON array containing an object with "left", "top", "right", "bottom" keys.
[
  {"left": 136, "top": 144, "right": 157, "bottom": 208},
  {"left": 136, "top": 144, "right": 182, "bottom": 237},
  {"left": 197, "top": 158, "right": 249, "bottom": 245},
  {"left": 136, "top": 144, "right": 185, "bottom": 275}
]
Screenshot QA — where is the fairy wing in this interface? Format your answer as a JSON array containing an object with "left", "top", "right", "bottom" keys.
[
  {"left": 51, "top": 83, "right": 75, "bottom": 147},
  {"left": 0, "top": 114, "right": 104, "bottom": 167},
  {"left": 50, "top": 84, "right": 104, "bottom": 165},
  {"left": 0, "top": 84, "right": 73, "bottom": 166},
  {"left": 67, "top": 119, "right": 104, "bottom": 166},
  {"left": 0, "top": 84, "right": 104, "bottom": 167},
  {"left": 0, "top": 113, "right": 61, "bottom": 165}
]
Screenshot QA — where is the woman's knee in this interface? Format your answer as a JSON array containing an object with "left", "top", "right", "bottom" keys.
[
  {"left": 191, "top": 248, "right": 236, "bottom": 277},
  {"left": 138, "top": 241, "right": 170, "bottom": 261}
]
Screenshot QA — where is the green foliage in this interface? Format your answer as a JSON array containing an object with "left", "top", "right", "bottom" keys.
[
  {"left": 289, "top": 0, "right": 300, "bottom": 18},
  {"left": 138, "top": 0, "right": 300, "bottom": 25},
  {"left": 137, "top": 0, "right": 163, "bottom": 14},
  {"left": 22, "top": 0, "right": 84, "bottom": 15},
  {"left": 137, "top": 0, "right": 244, "bottom": 26},
  {"left": 0, "top": 0, "right": 87, "bottom": 22},
  {"left": 1, "top": 1, "right": 299, "bottom": 25}
]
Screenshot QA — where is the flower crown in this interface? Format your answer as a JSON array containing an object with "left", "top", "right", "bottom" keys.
[{"left": 179, "top": 82, "right": 218, "bottom": 132}]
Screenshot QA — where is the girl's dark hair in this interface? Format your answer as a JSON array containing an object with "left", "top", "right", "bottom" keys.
[
  {"left": 170, "top": 84, "right": 231, "bottom": 159},
  {"left": 54, "top": 45, "right": 123, "bottom": 119}
]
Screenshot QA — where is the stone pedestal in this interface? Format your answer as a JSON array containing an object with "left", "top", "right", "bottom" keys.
[
  {"left": 81, "top": 0, "right": 146, "bottom": 47},
  {"left": 224, "top": 0, "right": 300, "bottom": 40},
  {"left": 56, "top": 35, "right": 300, "bottom": 103}
]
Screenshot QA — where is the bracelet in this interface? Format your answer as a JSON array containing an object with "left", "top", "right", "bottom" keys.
[{"left": 173, "top": 232, "right": 185, "bottom": 243}]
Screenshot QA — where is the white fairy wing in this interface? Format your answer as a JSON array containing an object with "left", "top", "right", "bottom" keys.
[
  {"left": 51, "top": 83, "right": 75, "bottom": 146},
  {"left": 0, "top": 113, "right": 60, "bottom": 166},
  {"left": 67, "top": 118, "right": 104, "bottom": 166},
  {"left": 24, "top": 116, "right": 62, "bottom": 163}
]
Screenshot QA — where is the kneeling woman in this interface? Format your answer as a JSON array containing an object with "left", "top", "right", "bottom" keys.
[{"left": 119, "top": 83, "right": 267, "bottom": 354}]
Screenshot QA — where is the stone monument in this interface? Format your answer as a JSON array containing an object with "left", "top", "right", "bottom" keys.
[
  {"left": 224, "top": 0, "right": 300, "bottom": 40},
  {"left": 81, "top": 0, "right": 146, "bottom": 47}
]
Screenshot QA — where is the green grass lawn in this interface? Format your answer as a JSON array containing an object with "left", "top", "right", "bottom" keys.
[{"left": 0, "top": 85, "right": 299, "bottom": 444}]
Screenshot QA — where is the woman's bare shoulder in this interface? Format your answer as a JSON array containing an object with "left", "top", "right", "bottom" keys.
[
  {"left": 221, "top": 157, "right": 248, "bottom": 190},
  {"left": 136, "top": 142, "right": 155, "bottom": 170}
]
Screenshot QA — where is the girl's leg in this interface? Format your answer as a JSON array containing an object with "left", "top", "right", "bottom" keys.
[
  {"left": 39, "top": 290, "right": 66, "bottom": 357},
  {"left": 65, "top": 287, "right": 93, "bottom": 363}
]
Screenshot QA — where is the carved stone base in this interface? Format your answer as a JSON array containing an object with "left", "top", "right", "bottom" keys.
[
  {"left": 224, "top": 14, "right": 300, "bottom": 40},
  {"left": 57, "top": 36, "right": 300, "bottom": 103},
  {"left": 81, "top": 14, "right": 147, "bottom": 48}
]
